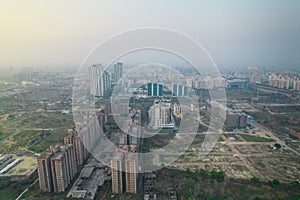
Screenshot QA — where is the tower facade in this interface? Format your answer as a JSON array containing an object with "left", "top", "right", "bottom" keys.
[
  {"left": 114, "top": 62, "right": 123, "bottom": 83},
  {"left": 37, "top": 153, "right": 53, "bottom": 192},
  {"left": 37, "top": 143, "right": 78, "bottom": 193},
  {"left": 89, "top": 64, "right": 104, "bottom": 97}
]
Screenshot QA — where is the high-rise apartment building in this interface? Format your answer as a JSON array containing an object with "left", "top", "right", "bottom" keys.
[
  {"left": 64, "top": 129, "right": 87, "bottom": 166},
  {"left": 111, "top": 153, "right": 124, "bottom": 194},
  {"left": 149, "top": 100, "right": 173, "bottom": 129},
  {"left": 114, "top": 62, "right": 123, "bottom": 83},
  {"left": 103, "top": 70, "right": 112, "bottom": 93},
  {"left": 250, "top": 73, "right": 262, "bottom": 84},
  {"left": 37, "top": 142, "right": 82, "bottom": 193},
  {"left": 37, "top": 153, "right": 53, "bottom": 192},
  {"left": 111, "top": 145, "right": 138, "bottom": 194},
  {"left": 125, "top": 154, "right": 137, "bottom": 193},
  {"left": 89, "top": 64, "right": 112, "bottom": 97},
  {"left": 172, "top": 83, "right": 188, "bottom": 96},
  {"left": 89, "top": 64, "right": 104, "bottom": 97}
]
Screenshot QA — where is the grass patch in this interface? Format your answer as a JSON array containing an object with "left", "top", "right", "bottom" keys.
[{"left": 240, "top": 134, "right": 275, "bottom": 142}]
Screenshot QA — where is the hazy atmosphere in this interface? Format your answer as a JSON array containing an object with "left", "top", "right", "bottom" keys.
[{"left": 1, "top": 0, "right": 300, "bottom": 68}]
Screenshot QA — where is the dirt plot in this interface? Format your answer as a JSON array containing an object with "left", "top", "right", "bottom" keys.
[
  {"left": 235, "top": 144, "right": 296, "bottom": 156},
  {"left": 287, "top": 141, "right": 300, "bottom": 152},
  {"left": 225, "top": 165, "right": 253, "bottom": 179},
  {"left": 247, "top": 156, "right": 300, "bottom": 182},
  {"left": 175, "top": 154, "right": 241, "bottom": 164},
  {"left": 211, "top": 142, "right": 232, "bottom": 153}
]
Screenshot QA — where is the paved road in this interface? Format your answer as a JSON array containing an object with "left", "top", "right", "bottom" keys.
[{"left": 15, "top": 179, "right": 38, "bottom": 200}]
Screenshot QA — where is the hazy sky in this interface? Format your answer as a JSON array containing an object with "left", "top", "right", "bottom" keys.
[{"left": 0, "top": 0, "right": 299, "bottom": 68}]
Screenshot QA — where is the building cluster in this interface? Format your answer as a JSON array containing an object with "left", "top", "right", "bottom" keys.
[
  {"left": 147, "top": 82, "right": 163, "bottom": 97},
  {"left": 268, "top": 74, "right": 300, "bottom": 90},
  {"left": 191, "top": 76, "right": 226, "bottom": 89},
  {"left": 37, "top": 129, "right": 87, "bottom": 193},
  {"left": 149, "top": 99, "right": 174, "bottom": 129},
  {"left": 67, "top": 160, "right": 109, "bottom": 199},
  {"left": 172, "top": 83, "right": 188, "bottom": 96},
  {"left": 190, "top": 76, "right": 249, "bottom": 89},
  {"left": 250, "top": 73, "right": 262, "bottom": 84},
  {"left": 111, "top": 145, "right": 138, "bottom": 194},
  {"left": 89, "top": 62, "right": 124, "bottom": 97},
  {"left": 206, "top": 101, "right": 248, "bottom": 129},
  {"left": 110, "top": 108, "right": 141, "bottom": 194},
  {"left": 226, "top": 79, "right": 249, "bottom": 89}
]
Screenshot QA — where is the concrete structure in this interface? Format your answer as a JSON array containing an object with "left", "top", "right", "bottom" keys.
[
  {"left": 147, "top": 82, "right": 163, "bottom": 97},
  {"left": 250, "top": 73, "right": 262, "bottom": 84},
  {"left": 89, "top": 64, "right": 104, "bottom": 97},
  {"left": 114, "top": 62, "right": 123, "bottom": 82},
  {"left": 125, "top": 154, "right": 137, "bottom": 193},
  {"left": 37, "top": 143, "right": 80, "bottom": 193},
  {"left": 67, "top": 166, "right": 108, "bottom": 199},
  {"left": 227, "top": 79, "right": 248, "bottom": 89},
  {"left": 111, "top": 153, "right": 124, "bottom": 194},
  {"left": 205, "top": 101, "right": 247, "bottom": 129},
  {"left": 37, "top": 153, "right": 53, "bottom": 192},
  {"left": 89, "top": 64, "right": 112, "bottom": 97},
  {"left": 225, "top": 111, "right": 248, "bottom": 129},
  {"left": 50, "top": 144, "right": 77, "bottom": 193},
  {"left": 172, "top": 83, "right": 188, "bottom": 96},
  {"left": 103, "top": 70, "right": 112, "bottom": 93},
  {"left": 269, "top": 74, "right": 300, "bottom": 90},
  {"left": 192, "top": 76, "right": 226, "bottom": 89},
  {"left": 64, "top": 129, "right": 88, "bottom": 166},
  {"left": 149, "top": 100, "right": 174, "bottom": 129},
  {"left": 111, "top": 145, "right": 138, "bottom": 194}
]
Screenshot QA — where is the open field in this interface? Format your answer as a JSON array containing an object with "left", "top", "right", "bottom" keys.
[
  {"left": 239, "top": 134, "right": 275, "bottom": 142},
  {"left": 160, "top": 130, "right": 300, "bottom": 183},
  {"left": 245, "top": 105, "right": 300, "bottom": 139},
  {"left": 154, "top": 168, "right": 300, "bottom": 200},
  {"left": 0, "top": 112, "right": 74, "bottom": 153}
]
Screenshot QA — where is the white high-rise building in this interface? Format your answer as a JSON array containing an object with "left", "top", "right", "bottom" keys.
[
  {"left": 149, "top": 100, "right": 173, "bottom": 129},
  {"left": 89, "top": 64, "right": 112, "bottom": 97},
  {"left": 89, "top": 64, "right": 104, "bottom": 97}
]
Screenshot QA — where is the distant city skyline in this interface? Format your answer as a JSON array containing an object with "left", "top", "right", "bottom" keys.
[{"left": 0, "top": 0, "right": 299, "bottom": 68}]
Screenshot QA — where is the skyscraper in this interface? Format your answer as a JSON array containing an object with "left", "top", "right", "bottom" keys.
[
  {"left": 37, "top": 153, "right": 53, "bottom": 192},
  {"left": 149, "top": 100, "right": 173, "bottom": 129},
  {"left": 64, "top": 129, "right": 88, "bottom": 166},
  {"left": 89, "top": 64, "right": 104, "bottom": 97},
  {"left": 37, "top": 143, "right": 78, "bottom": 193},
  {"left": 103, "top": 70, "right": 112, "bottom": 93},
  {"left": 111, "top": 153, "right": 124, "bottom": 194},
  {"left": 172, "top": 83, "right": 188, "bottom": 96},
  {"left": 111, "top": 145, "right": 138, "bottom": 194},
  {"left": 147, "top": 82, "right": 163, "bottom": 97},
  {"left": 125, "top": 154, "right": 137, "bottom": 193},
  {"left": 114, "top": 62, "right": 123, "bottom": 83}
]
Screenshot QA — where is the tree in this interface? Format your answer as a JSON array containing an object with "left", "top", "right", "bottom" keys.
[
  {"left": 273, "top": 179, "right": 280, "bottom": 185},
  {"left": 251, "top": 176, "right": 260, "bottom": 183}
]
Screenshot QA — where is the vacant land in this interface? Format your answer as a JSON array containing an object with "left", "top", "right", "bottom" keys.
[
  {"left": 154, "top": 168, "right": 300, "bottom": 200},
  {"left": 245, "top": 105, "right": 300, "bottom": 139},
  {"left": 239, "top": 134, "right": 275, "bottom": 142}
]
